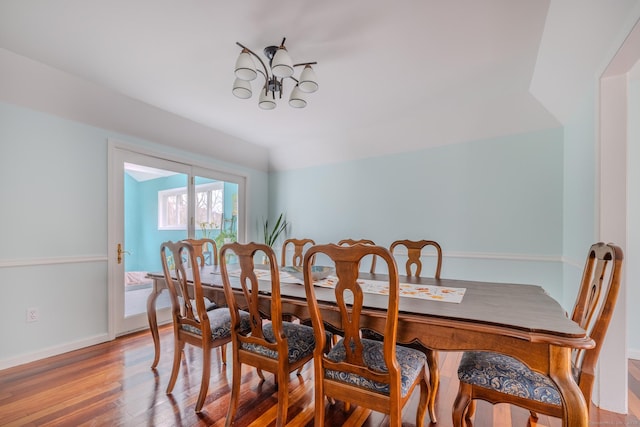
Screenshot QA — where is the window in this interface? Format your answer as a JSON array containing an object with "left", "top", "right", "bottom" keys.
[
  {"left": 158, "top": 182, "right": 223, "bottom": 230},
  {"left": 196, "top": 182, "right": 224, "bottom": 228}
]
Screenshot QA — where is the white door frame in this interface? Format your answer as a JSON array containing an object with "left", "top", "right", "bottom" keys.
[
  {"left": 107, "top": 139, "right": 248, "bottom": 339},
  {"left": 108, "top": 143, "right": 191, "bottom": 337}
]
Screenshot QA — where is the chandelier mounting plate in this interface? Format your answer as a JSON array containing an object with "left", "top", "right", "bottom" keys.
[{"left": 263, "top": 46, "right": 278, "bottom": 62}]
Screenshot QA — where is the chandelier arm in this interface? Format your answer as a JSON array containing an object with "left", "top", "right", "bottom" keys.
[
  {"left": 293, "top": 62, "right": 318, "bottom": 67},
  {"left": 255, "top": 69, "right": 267, "bottom": 80},
  {"left": 235, "top": 41, "right": 270, "bottom": 81}
]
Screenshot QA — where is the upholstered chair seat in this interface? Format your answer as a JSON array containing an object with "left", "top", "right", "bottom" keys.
[
  {"left": 457, "top": 351, "right": 578, "bottom": 406},
  {"left": 326, "top": 338, "right": 428, "bottom": 397},
  {"left": 181, "top": 308, "right": 251, "bottom": 340},
  {"left": 240, "top": 321, "right": 316, "bottom": 363}
]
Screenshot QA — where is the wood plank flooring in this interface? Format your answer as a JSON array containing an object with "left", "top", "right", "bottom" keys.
[{"left": 1, "top": 325, "right": 639, "bottom": 426}]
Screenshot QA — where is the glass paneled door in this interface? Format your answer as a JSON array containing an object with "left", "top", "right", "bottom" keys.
[
  {"left": 109, "top": 146, "right": 246, "bottom": 337},
  {"left": 111, "top": 149, "right": 190, "bottom": 335}
]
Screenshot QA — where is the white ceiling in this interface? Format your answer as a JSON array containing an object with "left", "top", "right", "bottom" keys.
[
  {"left": 124, "top": 163, "right": 176, "bottom": 182},
  {"left": 0, "top": 1, "right": 638, "bottom": 171}
]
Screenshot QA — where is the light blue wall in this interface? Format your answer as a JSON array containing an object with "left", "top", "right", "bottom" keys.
[
  {"left": 270, "top": 128, "right": 565, "bottom": 300},
  {"left": 0, "top": 101, "right": 268, "bottom": 365},
  {"left": 125, "top": 175, "right": 239, "bottom": 272},
  {"left": 124, "top": 172, "right": 143, "bottom": 271},
  {"left": 562, "top": 89, "right": 597, "bottom": 310},
  {"left": 0, "top": 106, "right": 108, "bottom": 259},
  {"left": 127, "top": 174, "right": 188, "bottom": 273}
]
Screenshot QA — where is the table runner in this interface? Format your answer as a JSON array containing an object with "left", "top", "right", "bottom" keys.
[{"left": 226, "top": 269, "right": 465, "bottom": 303}]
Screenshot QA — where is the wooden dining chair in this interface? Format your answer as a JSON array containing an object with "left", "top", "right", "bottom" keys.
[
  {"left": 386, "top": 239, "right": 443, "bottom": 419},
  {"left": 181, "top": 237, "right": 221, "bottom": 334},
  {"left": 390, "top": 239, "right": 442, "bottom": 279},
  {"left": 219, "top": 242, "right": 317, "bottom": 427},
  {"left": 337, "top": 238, "right": 377, "bottom": 273},
  {"left": 281, "top": 237, "right": 315, "bottom": 267},
  {"left": 453, "top": 242, "right": 623, "bottom": 426},
  {"left": 302, "top": 243, "right": 431, "bottom": 427},
  {"left": 160, "top": 240, "right": 250, "bottom": 413},
  {"left": 184, "top": 237, "right": 218, "bottom": 267}
]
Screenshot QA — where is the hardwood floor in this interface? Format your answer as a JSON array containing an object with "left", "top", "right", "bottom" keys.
[{"left": 1, "top": 325, "right": 639, "bottom": 426}]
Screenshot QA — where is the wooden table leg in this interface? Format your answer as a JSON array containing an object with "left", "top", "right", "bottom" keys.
[
  {"left": 549, "top": 345, "right": 589, "bottom": 427},
  {"left": 147, "top": 281, "right": 162, "bottom": 369},
  {"left": 427, "top": 349, "right": 439, "bottom": 423}
]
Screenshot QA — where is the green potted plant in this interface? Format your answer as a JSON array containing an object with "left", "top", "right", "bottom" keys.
[
  {"left": 262, "top": 213, "right": 288, "bottom": 247},
  {"left": 215, "top": 215, "right": 238, "bottom": 248},
  {"left": 259, "top": 213, "right": 288, "bottom": 264}
]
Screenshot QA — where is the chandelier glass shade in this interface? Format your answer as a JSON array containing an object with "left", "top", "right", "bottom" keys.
[{"left": 233, "top": 37, "right": 318, "bottom": 109}]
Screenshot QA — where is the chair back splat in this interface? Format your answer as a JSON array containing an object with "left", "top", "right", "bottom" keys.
[
  {"left": 337, "top": 238, "right": 378, "bottom": 274},
  {"left": 181, "top": 238, "right": 219, "bottom": 311},
  {"left": 303, "top": 243, "right": 431, "bottom": 427},
  {"left": 183, "top": 237, "right": 218, "bottom": 267},
  {"left": 281, "top": 238, "right": 315, "bottom": 267},
  {"left": 390, "top": 239, "right": 442, "bottom": 278},
  {"left": 453, "top": 242, "right": 623, "bottom": 426}
]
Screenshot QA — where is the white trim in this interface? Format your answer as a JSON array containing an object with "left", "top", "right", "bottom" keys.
[
  {"left": 0, "top": 248, "right": 563, "bottom": 270},
  {"left": 107, "top": 140, "right": 117, "bottom": 340},
  {"left": 283, "top": 246, "right": 565, "bottom": 264},
  {"left": 107, "top": 137, "right": 251, "bottom": 183},
  {"left": 0, "top": 255, "right": 107, "bottom": 268},
  {"left": 628, "top": 349, "right": 640, "bottom": 361},
  {"left": 0, "top": 333, "right": 110, "bottom": 370},
  {"left": 560, "top": 256, "right": 583, "bottom": 269},
  {"left": 442, "top": 251, "right": 560, "bottom": 263}
]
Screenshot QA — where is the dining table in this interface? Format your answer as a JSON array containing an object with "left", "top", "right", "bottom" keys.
[{"left": 146, "top": 265, "right": 594, "bottom": 427}]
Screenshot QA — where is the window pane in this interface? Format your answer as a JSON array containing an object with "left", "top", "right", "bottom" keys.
[
  {"left": 178, "top": 193, "right": 188, "bottom": 226},
  {"left": 195, "top": 182, "right": 224, "bottom": 228},
  {"left": 211, "top": 189, "right": 223, "bottom": 227},
  {"left": 167, "top": 195, "right": 177, "bottom": 225}
]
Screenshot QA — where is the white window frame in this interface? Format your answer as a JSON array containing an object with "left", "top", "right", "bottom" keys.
[
  {"left": 158, "top": 182, "right": 224, "bottom": 230},
  {"left": 195, "top": 181, "right": 225, "bottom": 228}
]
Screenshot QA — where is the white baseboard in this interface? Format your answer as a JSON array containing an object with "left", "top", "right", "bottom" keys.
[{"left": 0, "top": 333, "right": 111, "bottom": 370}]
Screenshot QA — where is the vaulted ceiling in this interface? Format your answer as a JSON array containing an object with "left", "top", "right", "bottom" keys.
[{"left": 0, "top": 1, "right": 638, "bottom": 171}]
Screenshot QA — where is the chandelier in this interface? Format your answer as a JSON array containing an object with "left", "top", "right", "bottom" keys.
[{"left": 232, "top": 37, "right": 318, "bottom": 109}]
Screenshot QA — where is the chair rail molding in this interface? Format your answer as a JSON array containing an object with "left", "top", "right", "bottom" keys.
[
  {"left": 280, "top": 246, "right": 563, "bottom": 264},
  {"left": 393, "top": 249, "right": 562, "bottom": 264},
  {"left": 0, "top": 255, "right": 108, "bottom": 268}
]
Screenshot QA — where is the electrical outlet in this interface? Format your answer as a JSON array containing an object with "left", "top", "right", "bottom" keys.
[{"left": 26, "top": 307, "right": 39, "bottom": 322}]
